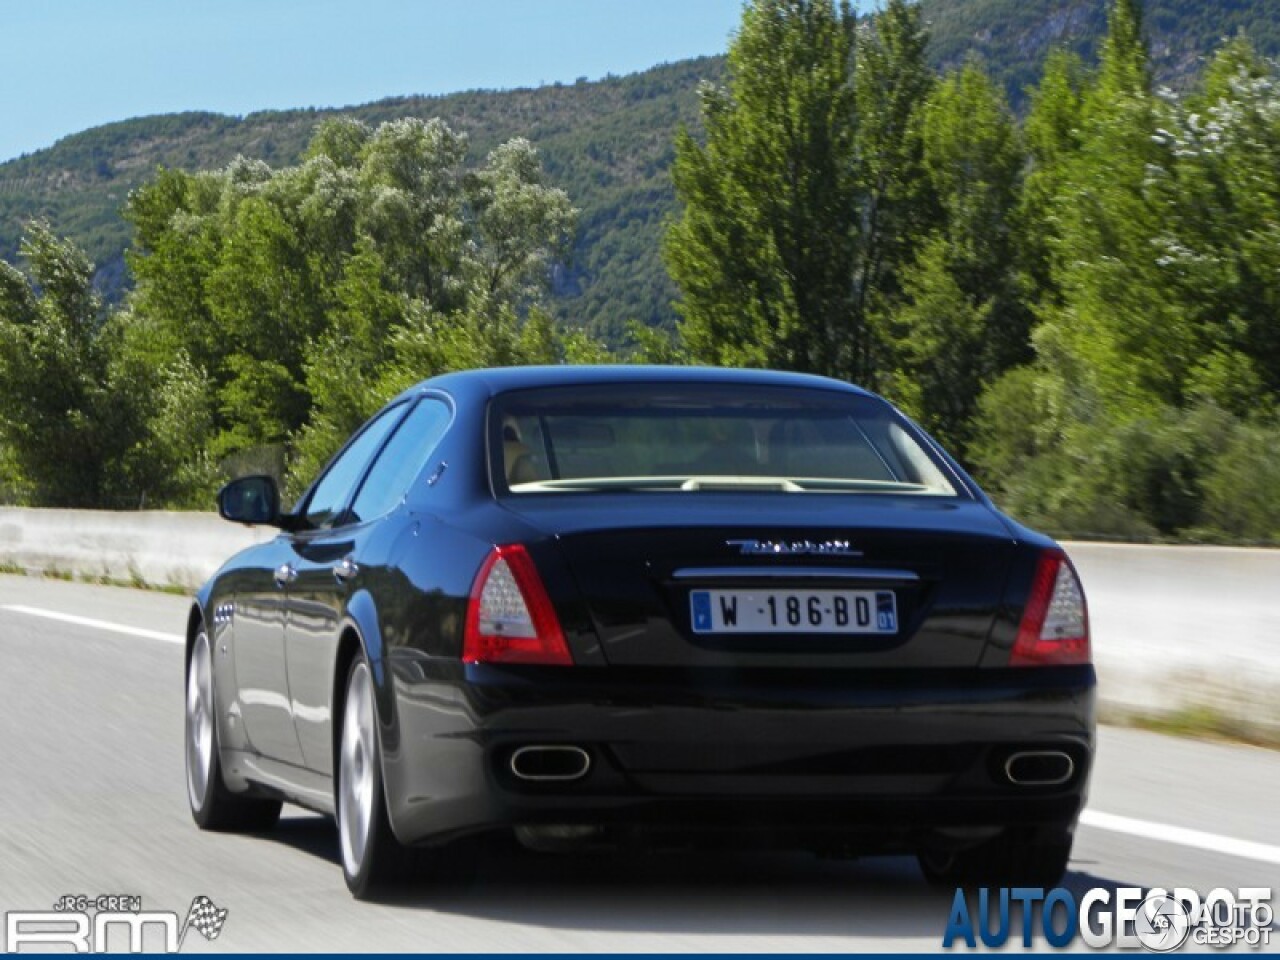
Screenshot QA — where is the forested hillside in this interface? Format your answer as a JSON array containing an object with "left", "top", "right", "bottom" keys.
[
  {"left": 4, "top": 0, "right": 1280, "bottom": 544},
  {"left": 665, "top": 0, "right": 1280, "bottom": 543},
  {"left": 921, "top": 0, "right": 1280, "bottom": 104},
  {"left": 3, "top": 0, "right": 1279, "bottom": 339},
  {"left": 0, "top": 59, "right": 718, "bottom": 342}
]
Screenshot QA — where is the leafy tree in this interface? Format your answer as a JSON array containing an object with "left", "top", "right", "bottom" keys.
[
  {"left": 288, "top": 243, "right": 405, "bottom": 488},
  {"left": 0, "top": 224, "right": 142, "bottom": 506},
  {"left": 624, "top": 319, "right": 687, "bottom": 364},
  {"left": 125, "top": 118, "right": 584, "bottom": 497},
  {"left": 853, "top": 0, "right": 938, "bottom": 378},
  {"left": 6, "top": 0, "right": 1280, "bottom": 546},
  {"left": 1171, "top": 37, "right": 1280, "bottom": 400},
  {"left": 1015, "top": 49, "right": 1089, "bottom": 310},
  {"left": 666, "top": 0, "right": 940, "bottom": 385},
  {"left": 1035, "top": 0, "right": 1183, "bottom": 419},
  {"left": 1200, "top": 417, "right": 1280, "bottom": 541},
  {"left": 887, "top": 63, "right": 1024, "bottom": 450},
  {"left": 7, "top": 3, "right": 1280, "bottom": 336},
  {"left": 467, "top": 139, "right": 578, "bottom": 306},
  {"left": 972, "top": 4, "right": 1280, "bottom": 542},
  {"left": 665, "top": 0, "right": 859, "bottom": 374},
  {"left": 887, "top": 239, "right": 993, "bottom": 450},
  {"left": 113, "top": 345, "right": 222, "bottom": 508}
]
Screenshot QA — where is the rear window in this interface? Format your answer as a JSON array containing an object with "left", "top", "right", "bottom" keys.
[{"left": 490, "top": 384, "right": 958, "bottom": 496}]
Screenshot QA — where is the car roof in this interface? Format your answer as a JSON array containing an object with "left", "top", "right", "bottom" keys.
[{"left": 402, "top": 365, "right": 875, "bottom": 402}]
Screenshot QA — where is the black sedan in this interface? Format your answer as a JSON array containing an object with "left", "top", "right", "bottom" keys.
[{"left": 186, "top": 366, "right": 1094, "bottom": 897}]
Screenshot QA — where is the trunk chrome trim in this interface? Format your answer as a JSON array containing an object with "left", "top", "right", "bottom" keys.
[{"left": 671, "top": 566, "right": 920, "bottom": 582}]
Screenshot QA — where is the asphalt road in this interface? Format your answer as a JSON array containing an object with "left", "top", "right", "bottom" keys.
[{"left": 1, "top": 574, "right": 1277, "bottom": 953}]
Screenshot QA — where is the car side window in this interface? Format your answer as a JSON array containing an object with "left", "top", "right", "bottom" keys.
[
  {"left": 348, "top": 397, "right": 452, "bottom": 523},
  {"left": 302, "top": 404, "right": 407, "bottom": 529}
]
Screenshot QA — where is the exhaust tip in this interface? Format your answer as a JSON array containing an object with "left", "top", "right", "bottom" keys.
[
  {"left": 510, "top": 745, "right": 591, "bottom": 782},
  {"left": 1004, "top": 750, "right": 1074, "bottom": 786}
]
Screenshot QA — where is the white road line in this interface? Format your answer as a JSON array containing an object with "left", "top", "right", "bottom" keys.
[
  {"left": 1082, "top": 810, "right": 1280, "bottom": 865},
  {"left": 1, "top": 605, "right": 183, "bottom": 645}
]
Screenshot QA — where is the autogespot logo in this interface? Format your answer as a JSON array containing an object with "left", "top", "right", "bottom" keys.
[
  {"left": 1135, "top": 893, "right": 1193, "bottom": 952},
  {"left": 943, "top": 886, "right": 1273, "bottom": 951}
]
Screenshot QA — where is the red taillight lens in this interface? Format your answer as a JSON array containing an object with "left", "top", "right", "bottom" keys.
[
  {"left": 1010, "top": 549, "right": 1091, "bottom": 666},
  {"left": 463, "top": 544, "right": 573, "bottom": 666}
]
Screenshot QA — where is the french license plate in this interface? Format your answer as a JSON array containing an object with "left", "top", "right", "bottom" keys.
[{"left": 689, "top": 589, "right": 898, "bottom": 635}]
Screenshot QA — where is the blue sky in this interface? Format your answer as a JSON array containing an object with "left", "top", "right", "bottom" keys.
[{"left": 0, "top": 0, "right": 751, "bottom": 163}]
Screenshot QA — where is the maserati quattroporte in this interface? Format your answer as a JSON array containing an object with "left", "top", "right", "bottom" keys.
[{"left": 186, "top": 366, "right": 1094, "bottom": 897}]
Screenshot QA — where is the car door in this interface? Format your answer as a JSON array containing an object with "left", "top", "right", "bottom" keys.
[
  {"left": 263, "top": 402, "right": 405, "bottom": 773},
  {"left": 228, "top": 537, "right": 307, "bottom": 766},
  {"left": 287, "top": 395, "right": 454, "bottom": 773}
]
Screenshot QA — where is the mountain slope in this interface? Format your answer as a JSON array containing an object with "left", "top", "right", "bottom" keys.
[
  {"left": 2, "top": 1, "right": 1279, "bottom": 340},
  {"left": 920, "top": 0, "right": 1280, "bottom": 105},
  {"left": 0, "top": 59, "right": 720, "bottom": 342}
]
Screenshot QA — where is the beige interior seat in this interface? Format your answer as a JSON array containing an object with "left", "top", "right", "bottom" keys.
[{"left": 503, "top": 419, "right": 542, "bottom": 485}]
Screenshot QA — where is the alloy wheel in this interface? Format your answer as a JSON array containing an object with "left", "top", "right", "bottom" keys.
[
  {"left": 338, "top": 661, "right": 377, "bottom": 877},
  {"left": 185, "top": 631, "right": 214, "bottom": 811}
]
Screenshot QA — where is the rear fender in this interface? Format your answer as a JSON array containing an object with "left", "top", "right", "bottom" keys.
[{"left": 337, "top": 588, "right": 397, "bottom": 748}]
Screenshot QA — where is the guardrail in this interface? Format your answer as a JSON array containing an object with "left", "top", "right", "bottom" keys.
[{"left": 1, "top": 507, "right": 1275, "bottom": 733}]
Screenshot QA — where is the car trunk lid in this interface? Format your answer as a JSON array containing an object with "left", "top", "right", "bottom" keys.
[{"left": 502, "top": 494, "right": 1017, "bottom": 669}]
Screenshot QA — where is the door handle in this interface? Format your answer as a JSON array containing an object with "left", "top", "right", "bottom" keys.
[
  {"left": 333, "top": 555, "right": 359, "bottom": 584},
  {"left": 274, "top": 563, "right": 297, "bottom": 588}
]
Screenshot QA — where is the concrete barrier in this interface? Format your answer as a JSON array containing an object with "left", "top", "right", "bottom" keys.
[
  {"left": 0, "top": 507, "right": 1275, "bottom": 732},
  {"left": 0, "top": 507, "right": 272, "bottom": 590},
  {"left": 1064, "top": 542, "right": 1280, "bottom": 735}
]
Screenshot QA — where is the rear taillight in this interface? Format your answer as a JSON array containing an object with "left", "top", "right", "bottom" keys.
[
  {"left": 1010, "top": 549, "right": 1090, "bottom": 666},
  {"left": 463, "top": 544, "right": 573, "bottom": 666}
]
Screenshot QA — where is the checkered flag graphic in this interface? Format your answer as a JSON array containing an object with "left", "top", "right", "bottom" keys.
[{"left": 182, "top": 895, "right": 228, "bottom": 943}]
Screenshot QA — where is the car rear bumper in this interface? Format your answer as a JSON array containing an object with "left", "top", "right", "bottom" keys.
[{"left": 380, "top": 661, "right": 1095, "bottom": 850}]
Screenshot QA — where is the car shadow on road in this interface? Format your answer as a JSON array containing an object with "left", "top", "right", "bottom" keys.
[
  {"left": 383, "top": 839, "right": 1148, "bottom": 940},
  {"left": 260, "top": 812, "right": 341, "bottom": 867},
  {"left": 262, "top": 811, "right": 1151, "bottom": 941}
]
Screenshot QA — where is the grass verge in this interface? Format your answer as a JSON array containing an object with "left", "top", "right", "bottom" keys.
[
  {"left": 1102, "top": 703, "right": 1280, "bottom": 750},
  {"left": 0, "top": 557, "right": 189, "bottom": 595}
]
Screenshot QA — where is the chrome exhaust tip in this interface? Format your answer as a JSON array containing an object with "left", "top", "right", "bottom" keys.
[
  {"left": 509, "top": 745, "right": 591, "bottom": 782},
  {"left": 1004, "top": 750, "right": 1074, "bottom": 786}
]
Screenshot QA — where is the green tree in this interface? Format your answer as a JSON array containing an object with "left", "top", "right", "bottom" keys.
[
  {"left": 666, "top": 0, "right": 938, "bottom": 385},
  {"left": 853, "top": 0, "right": 938, "bottom": 379},
  {"left": 973, "top": 4, "right": 1280, "bottom": 543},
  {"left": 887, "top": 238, "right": 993, "bottom": 450},
  {"left": 466, "top": 138, "right": 577, "bottom": 306},
  {"left": 1015, "top": 49, "right": 1089, "bottom": 311},
  {"left": 665, "top": 0, "right": 859, "bottom": 374},
  {"left": 124, "top": 117, "right": 584, "bottom": 497},
  {"left": 1035, "top": 0, "right": 1180, "bottom": 420},
  {"left": 1171, "top": 37, "right": 1280, "bottom": 401},
  {"left": 113, "top": 344, "right": 222, "bottom": 508},
  {"left": 0, "top": 224, "right": 142, "bottom": 506},
  {"left": 624, "top": 319, "right": 687, "bottom": 364},
  {"left": 887, "top": 63, "right": 1023, "bottom": 451},
  {"left": 288, "top": 243, "right": 405, "bottom": 488}
]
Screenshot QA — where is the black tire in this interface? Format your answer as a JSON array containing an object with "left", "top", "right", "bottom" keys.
[
  {"left": 186, "top": 629, "right": 282, "bottom": 832},
  {"left": 918, "top": 828, "right": 1073, "bottom": 888}
]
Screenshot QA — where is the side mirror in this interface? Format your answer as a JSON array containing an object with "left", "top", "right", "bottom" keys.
[{"left": 217, "top": 475, "right": 283, "bottom": 527}]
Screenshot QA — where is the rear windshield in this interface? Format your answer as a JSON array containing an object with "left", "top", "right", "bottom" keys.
[{"left": 490, "top": 384, "right": 959, "bottom": 497}]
